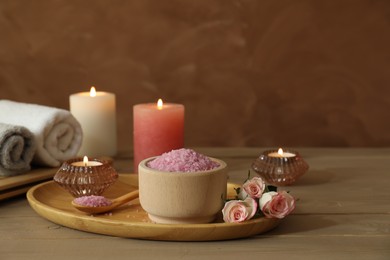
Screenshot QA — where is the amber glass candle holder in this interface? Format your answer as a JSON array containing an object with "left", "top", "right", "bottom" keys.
[
  {"left": 251, "top": 149, "right": 309, "bottom": 186},
  {"left": 53, "top": 157, "right": 118, "bottom": 197}
]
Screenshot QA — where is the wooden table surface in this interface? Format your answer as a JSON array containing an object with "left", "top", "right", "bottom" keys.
[{"left": 1, "top": 148, "right": 389, "bottom": 260}]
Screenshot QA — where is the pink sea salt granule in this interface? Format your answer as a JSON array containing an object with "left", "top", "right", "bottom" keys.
[
  {"left": 147, "top": 148, "right": 220, "bottom": 172},
  {"left": 73, "top": 195, "right": 112, "bottom": 207}
]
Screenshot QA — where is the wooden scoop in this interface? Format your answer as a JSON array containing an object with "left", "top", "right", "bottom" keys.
[{"left": 72, "top": 190, "right": 139, "bottom": 214}]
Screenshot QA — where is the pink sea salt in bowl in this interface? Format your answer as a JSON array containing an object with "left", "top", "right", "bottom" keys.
[{"left": 138, "top": 149, "right": 228, "bottom": 224}]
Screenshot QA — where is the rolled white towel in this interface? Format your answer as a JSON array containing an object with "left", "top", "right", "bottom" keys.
[
  {"left": 0, "top": 123, "right": 37, "bottom": 176},
  {"left": 0, "top": 100, "right": 83, "bottom": 167}
]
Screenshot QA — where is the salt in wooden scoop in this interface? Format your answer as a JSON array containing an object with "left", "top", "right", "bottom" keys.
[{"left": 72, "top": 190, "right": 139, "bottom": 214}]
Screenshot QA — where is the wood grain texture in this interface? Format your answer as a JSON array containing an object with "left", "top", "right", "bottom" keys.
[
  {"left": 1, "top": 148, "right": 390, "bottom": 259},
  {"left": 0, "top": 1, "right": 390, "bottom": 150},
  {"left": 27, "top": 175, "right": 279, "bottom": 241},
  {"left": 0, "top": 167, "right": 55, "bottom": 200}
]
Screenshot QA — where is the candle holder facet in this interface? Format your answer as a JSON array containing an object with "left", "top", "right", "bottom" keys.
[
  {"left": 251, "top": 149, "right": 309, "bottom": 186},
  {"left": 53, "top": 157, "right": 118, "bottom": 197}
]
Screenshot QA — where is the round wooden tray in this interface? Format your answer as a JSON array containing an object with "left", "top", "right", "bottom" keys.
[{"left": 27, "top": 174, "right": 280, "bottom": 241}]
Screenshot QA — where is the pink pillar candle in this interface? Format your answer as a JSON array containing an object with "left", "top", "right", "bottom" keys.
[{"left": 133, "top": 100, "right": 184, "bottom": 173}]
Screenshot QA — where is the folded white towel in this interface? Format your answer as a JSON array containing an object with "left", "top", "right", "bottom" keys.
[
  {"left": 0, "top": 123, "right": 37, "bottom": 176},
  {"left": 0, "top": 100, "right": 83, "bottom": 167}
]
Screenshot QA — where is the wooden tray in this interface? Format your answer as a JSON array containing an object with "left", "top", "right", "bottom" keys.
[
  {"left": 27, "top": 174, "right": 280, "bottom": 241},
  {"left": 0, "top": 167, "right": 55, "bottom": 201}
]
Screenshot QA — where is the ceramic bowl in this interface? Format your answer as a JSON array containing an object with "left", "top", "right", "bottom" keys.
[{"left": 138, "top": 157, "right": 228, "bottom": 224}]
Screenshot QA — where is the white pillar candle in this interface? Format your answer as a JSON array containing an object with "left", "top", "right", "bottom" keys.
[{"left": 70, "top": 87, "right": 117, "bottom": 157}]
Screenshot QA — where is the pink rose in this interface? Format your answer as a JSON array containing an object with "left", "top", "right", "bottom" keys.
[
  {"left": 259, "top": 191, "right": 295, "bottom": 219},
  {"left": 222, "top": 197, "right": 257, "bottom": 223},
  {"left": 242, "top": 176, "right": 266, "bottom": 199}
]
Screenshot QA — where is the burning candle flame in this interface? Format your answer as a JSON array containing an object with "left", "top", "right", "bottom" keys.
[
  {"left": 90, "top": 87, "right": 97, "bottom": 97},
  {"left": 83, "top": 156, "right": 88, "bottom": 166},
  {"left": 278, "top": 148, "right": 284, "bottom": 156},
  {"left": 157, "top": 99, "right": 163, "bottom": 110}
]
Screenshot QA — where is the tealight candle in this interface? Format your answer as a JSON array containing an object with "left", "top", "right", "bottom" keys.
[
  {"left": 133, "top": 99, "right": 184, "bottom": 173},
  {"left": 268, "top": 148, "right": 296, "bottom": 158},
  {"left": 252, "top": 148, "right": 309, "bottom": 186},
  {"left": 70, "top": 86, "right": 117, "bottom": 157},
  {"left": 54, "top": 156, "right": 118, "bottom": 197},
  {"left": 71, "top": 156, "right": 103, "bottom": 167}
]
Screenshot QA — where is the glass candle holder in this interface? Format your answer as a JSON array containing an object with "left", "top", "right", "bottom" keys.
[
  {"left": 251, "top": 149, "right": 309, "bottom": 186},
  {"left": 53, "top": 157, "right": 118, "bottom": 197}
]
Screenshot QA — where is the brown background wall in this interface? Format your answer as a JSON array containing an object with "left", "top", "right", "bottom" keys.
[{"left": 1, "top": 0, "right": 390, "bottom": 152}]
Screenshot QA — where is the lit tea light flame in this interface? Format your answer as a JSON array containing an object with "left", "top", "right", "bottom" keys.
[
  {"left": 90, "top": 86, "right": 97, "bottom": 97},
  {"left": 83, "top": 156, "right": 89, "bottom": 166},
  {"left": 157, "top": 99, "right": 163, "bottom": 110},
  {"left": 70, "top": 155, "right": 103, "bottom": 167},
  {"left": 267, "top": 148, "right": 296, "bottom": 158}
]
